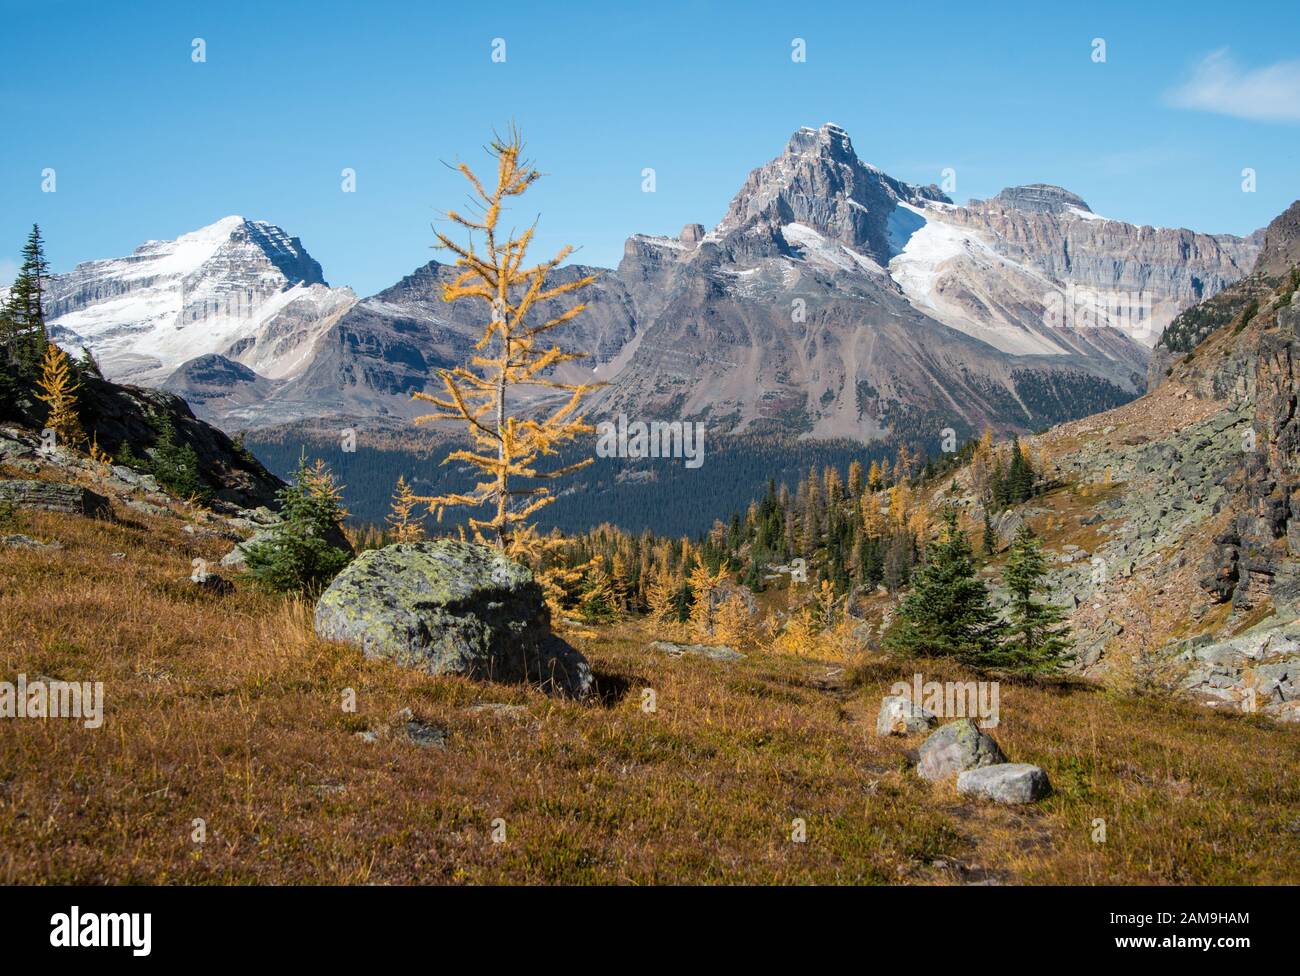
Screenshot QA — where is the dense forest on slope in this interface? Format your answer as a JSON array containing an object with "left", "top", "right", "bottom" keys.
[{"left": 246, "top": 432, "right": 912, "bottom": 538}]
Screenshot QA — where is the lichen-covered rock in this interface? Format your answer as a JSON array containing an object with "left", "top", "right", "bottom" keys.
[
  {"left": 957, "top": 763, "right": 1051, "bottom": 803},
  {"left": 917, "top": 719, "right": 1006, "bottom": 782},
  {"left": 314, "top": 540, "right": 591, "bottom": 698},
  {"left": 876, "top": 695, "right": 938, "bottom": 736}
]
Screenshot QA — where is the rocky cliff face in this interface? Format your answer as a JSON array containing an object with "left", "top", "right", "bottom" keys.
[
  {"left": 917, "top": 186, "right": 1258, "bottom": 353},
  {"left": 942, "top": 199, "right": 1300, "bottom": 721}
]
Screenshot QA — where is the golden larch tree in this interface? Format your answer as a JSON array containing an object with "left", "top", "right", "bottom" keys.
[
  {"left": 386, "top": 475, "right": 425, "bottom": 543},
  {"left": 411, "top": 128, "right": 601, "bottom": 562},
  {"left": 687, "top": 561, "right": 730, "bottom": 641},
  {"left": 645, "top": 566, "right": 682, "bottom": 637},
  {"left": 35, "top": 343, "right": 85, "bottom": 448}
]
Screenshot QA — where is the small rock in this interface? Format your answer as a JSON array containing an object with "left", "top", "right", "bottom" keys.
[
  {"left": 187, "top": 573, "right": 234, "bottom": 596},
  {"left": 917, "top": 719, "right": 1006, "bottom": 782},
  {"left": 1, "top": 534, "right": 62, "bottom": 551},
  {"left": 646, "top": 640, "right": 745, "bottom": 662},
  {"left": 957, "top": 763, "right": 1051, "bottom": 804},
  {"left": 394, "top": 707, "right": 447, "bottom": 749},
  {"left": 124, "top": 497, "right": 171, "bottom": 517},
  {"left": 875, "top": 695, "right": 937, "bottom": 736}
]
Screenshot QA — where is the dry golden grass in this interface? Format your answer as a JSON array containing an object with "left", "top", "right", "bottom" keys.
[{"left": 1, "top": 501, "right": 1298, "bottom": 885}]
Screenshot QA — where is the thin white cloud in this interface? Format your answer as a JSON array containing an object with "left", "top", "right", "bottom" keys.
[
  {"left": 0, "top": 259, "right": 17, "bottom": 290},
  {"left": 1167, "top": 48, "right": 1300, "bottom": 123}
]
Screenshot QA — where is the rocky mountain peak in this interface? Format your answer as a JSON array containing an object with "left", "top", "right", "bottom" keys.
[
  {"left": 785, "top": 122, "right": 857, "bottom": 162},
  {"left": 989, "top": 184, "right": 1092, "bottom": 215},
  {"left": 716, "top": 123, "right": 951, "bottom": 266}
]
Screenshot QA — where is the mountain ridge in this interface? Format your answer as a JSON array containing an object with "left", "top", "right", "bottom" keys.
[{"left": 25, "top": 124, "right": 1263, "bottom": 445}]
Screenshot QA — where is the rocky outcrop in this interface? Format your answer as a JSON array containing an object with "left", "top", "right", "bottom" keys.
[
  {"left": 0, "top": 480, "right": 110, "bottom": 518},
  {"left": 1, "top": 374, "right": 281, "bottom": 508},
  {"left": 1173, "top": 621, "right": 1300, "bottom": 722},
  {"left": 314, "top": 541, "right": 592, "bottom": 698},
  {"left": 1254, "top": 201, "right": 1300, "bottom": 279}
]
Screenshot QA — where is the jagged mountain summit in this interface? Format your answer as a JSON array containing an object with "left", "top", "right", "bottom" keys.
[
  {"left": 32, "top": 125, "right": 1261, "bottom": 444},
  {"left": 588, "top": 123, "right": 1257, "bottom": 442}
]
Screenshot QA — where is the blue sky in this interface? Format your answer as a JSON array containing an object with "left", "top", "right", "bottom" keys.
[{"left": 1, "top": 0, "right": 1297, "bottom": 295}]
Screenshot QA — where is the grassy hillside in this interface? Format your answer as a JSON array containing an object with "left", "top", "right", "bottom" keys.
[{"left": 2, "top": 490, "right": 1297, "bottom": 884}]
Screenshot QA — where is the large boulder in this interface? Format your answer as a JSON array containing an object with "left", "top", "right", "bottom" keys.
[
  {"left": 957, "top": 763, "right": 1051, "bottom": 804},
  {"left": 916, "top": 719, "right": 1006, "bottom": 782},
  {"left": 875, "top": 695, "right": 937, "bottom": 736},
  {"left": 314, "top": 540, "right": 592, "bottom": 698}
]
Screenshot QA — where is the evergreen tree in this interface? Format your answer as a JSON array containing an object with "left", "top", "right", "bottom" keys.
[
  {"left": 149, "top": 414, "right": 207, "bottom": 501},
  {"left": 243, "top": 454, "right": 352, "bottom": 594},
  {"left": 1007, "top": 438, "right": 1034, "bottom": 504},
  {"left": 882, "top": 530, "right": 914, "bottom": 592},
  {"left": 987, "top": 524, "right": 1074, "bottom": 674},
  {"left": 982, "top": 508, "right": 997, "bottom": 557},
  {"left": 3, "top": 225, "right": 50, "bottom": 373},
  {"left": 884, "top": 507, "right": 1001, "bottom": 662}
]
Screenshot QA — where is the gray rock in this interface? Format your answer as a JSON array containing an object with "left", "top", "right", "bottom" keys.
[
  {"left": 314, "top": 540, "right": 592, "bottom": 698},
  {"left": 1, "top": 534, "right": 63, "bottom": 551},
  {"left": 394, "top": 709, "right": 447, "bottom": 749},
  {"left": 124, "top": 498, "right": 169, "bottom": 517},
  {"left": 875, "top": 695, "right": 937, "bottom": 736},
  {"left": 917, "top": 719, "right": 1006, "bottom": 782},
  {"left": 646, "top": 640, "right": 746, "bottom": 662},
  {"left": 0, "top": 480, "right": 111, "bottom": 518},
  {"left": 957, "top": 763, "right": 1051, "bottom": 804}
]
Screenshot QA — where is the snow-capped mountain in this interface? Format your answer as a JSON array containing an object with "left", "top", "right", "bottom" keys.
[
  {"left": 33, "top": 125, "right": 1261, "bottom": 441},
  {"left": 41, "top": 216, "right": 355, "bottom": 386},
  {"left": 583, "top": 123, "right": 1258, "bottom": 442}
]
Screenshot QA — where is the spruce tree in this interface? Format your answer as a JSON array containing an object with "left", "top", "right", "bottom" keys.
[
  {"left": 243, "top": 454, "right": 352, "bottom": 594},
  {"left": 4, "top": 225, "right": 50, "bottom": 373},
  {"left": 988, "top": 524, "right": 1074, "bottom": 674},
  {"left": 884, "top": 507, "right": 1001, "bottom": 662},
  {"left": 1007, "top": 438, "right": 1034, "bottom": 504},
  {"left": 982, "top": 508, "right": 997, "bottom": 556}
]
